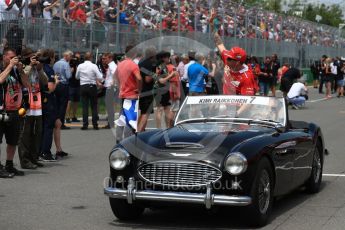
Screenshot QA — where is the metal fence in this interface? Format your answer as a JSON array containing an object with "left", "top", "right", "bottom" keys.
[{"left": 1, "top": 11, "right": 345, "bottom": 68}]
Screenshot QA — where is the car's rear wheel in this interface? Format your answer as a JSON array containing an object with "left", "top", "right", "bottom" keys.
[
  {"left": 305, "top": 142, "right": 323, "bottom": 193},
  {"left": 109, "top": 198, "right": 145, "bottom": 220},
  {"left": 246, "top": 158, "right": 274, "bottom": 227}
]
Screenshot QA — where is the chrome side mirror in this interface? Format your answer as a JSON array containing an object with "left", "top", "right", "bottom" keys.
[{"left": 274, "top": 123, "right": 286, "bottom": 133}]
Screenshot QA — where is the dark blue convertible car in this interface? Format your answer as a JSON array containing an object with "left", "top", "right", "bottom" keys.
[{"left": 104, "top": 95, "right": 326, "bottom": 227}]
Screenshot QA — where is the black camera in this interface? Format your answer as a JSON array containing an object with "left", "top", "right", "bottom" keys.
[
  {"left": 20, "top": 55, "right": 51, "bottom": 65},
  {"left": 19, "top": 56, "right": 31, "bottom": 66},
  {"left": 0, "top": 113, "right": 10, "bottom": 122},
  {"left": 37, "top": 56, "right": 51, "bottom": 64}
]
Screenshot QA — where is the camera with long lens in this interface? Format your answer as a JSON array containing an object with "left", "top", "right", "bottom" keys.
[
  {"left": 0, "top": 113, "right": 10, "bottom": 122},
  {"left": 18, "top": 56, "right": 31, "bottom": 66},
  {"left": 37, "top": 56, "right": 51, "bottom": 64},
  {"left": 19, "top": 54, "right": 51, "bottom": 65}
]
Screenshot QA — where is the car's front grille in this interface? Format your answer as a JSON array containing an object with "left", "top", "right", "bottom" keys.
[{"left": 138, "top": 162, "right": 222, "bottom": 187}]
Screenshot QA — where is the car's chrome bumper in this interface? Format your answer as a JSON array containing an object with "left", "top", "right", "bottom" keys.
[{"left": 104, "top": 178, "right": 252, "bottom": 209}]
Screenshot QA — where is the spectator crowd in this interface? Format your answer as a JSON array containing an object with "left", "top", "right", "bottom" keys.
[{"left": 0, "top": 0, "right": 344, "bottom": 49}]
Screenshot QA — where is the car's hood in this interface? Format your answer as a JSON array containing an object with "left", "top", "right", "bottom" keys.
[{"left": 121, "top": 124, "right": 275, "bottom": 167}]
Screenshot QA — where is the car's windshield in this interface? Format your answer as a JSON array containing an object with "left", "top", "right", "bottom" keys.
[{"left": 175, "top": 96, "right": 286, "bottom": 126}]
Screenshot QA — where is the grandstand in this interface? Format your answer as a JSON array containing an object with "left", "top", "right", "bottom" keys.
[{"left": 0, "top": 0, "right": 344, "bottom": 67}]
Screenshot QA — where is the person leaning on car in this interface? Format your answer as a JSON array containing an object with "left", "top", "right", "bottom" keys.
[{"left": 0, "top": 48, "right": 29, "bottom": 178}]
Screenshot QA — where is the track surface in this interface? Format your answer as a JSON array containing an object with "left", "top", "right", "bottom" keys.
[{"left": 1, "top": 89, "right": 345, "bottom": 230}]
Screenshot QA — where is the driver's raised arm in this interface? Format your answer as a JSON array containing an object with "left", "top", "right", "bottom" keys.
[
  {"left": 214, "top": 32, "right": 226, "bottom": 54},
  {"left": 210, "top": 8, "right": 226, "bottom": 54}
]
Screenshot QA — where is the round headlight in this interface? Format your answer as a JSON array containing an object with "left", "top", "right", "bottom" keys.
[
  {"left": 109, "top": 148, "right": 130, "bottom": 170},
  {"left": 224, "top": 152, "right": 248, "bottom": 175}
]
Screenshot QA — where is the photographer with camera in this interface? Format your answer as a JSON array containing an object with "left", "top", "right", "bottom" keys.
[
  {"left": 287, "top": 78, "right": 308, "bottom": 110},
  {"left": 0, "top": 48, "right": 29, "bottom": 178},
  {"left": 17, "top": 48, "right": 48, "bottom": 169}
]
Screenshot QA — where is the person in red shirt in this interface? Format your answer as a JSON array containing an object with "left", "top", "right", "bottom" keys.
[
  {"left": 210, "top": 9, "right": 256, "bottom": 96},
  {"left": 73, "top": 2, "right": 87, "bottom": 25},
  {"left": 93, "top": 1, "right": 105, "bottom": 22},
  {"left": 114, "top": 47, "right": 142, "bottom": 100},
  {"left": 68, "top": 0, "right": 77, "bottom": 20},
  {"left": 113, "top": 46, "right": 142, "bottom": 142}
]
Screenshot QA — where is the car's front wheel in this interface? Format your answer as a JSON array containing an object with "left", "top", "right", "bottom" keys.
[
  {"left": 109, "top": 198, "right": 145, "bottom": 220},
  {"left": 245, "top": 157, "right": 274, "bottom": 227},
  {"left": 305, "top": 142, "right": 323, "bottom": 193}
]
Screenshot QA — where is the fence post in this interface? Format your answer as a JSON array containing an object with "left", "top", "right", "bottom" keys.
[
  {"left": 194, "top": 0, "right": 197, "bottom": 41},
  {"left": 245, "top": 12, "right": 248, "bottom": 53},
  {"left": 139, "top": 0, "right": 143, "bottom": 43},
  {"left": 234, "top": 11, "right": 237, "bottom": 43},
  {"left": 89, "top": 0, "right": 94, "bottom": 52},
  {"left": 159, "top": 0, "right": 163, "bottom": 51},
  {"left": 177, "top": 0, "right": 181, "bottom": 52},
  {"left": 23, "top": 0, "right": 29, "bottom": 47},
  {"left": 254, "top": 11, "right": 258, "bottom": 57},
  {"left": 115, "top": 0, "right": 120, "bottom": 53},
  {"left": 58, "top": 0, "right": 63, "bottom": 58}
]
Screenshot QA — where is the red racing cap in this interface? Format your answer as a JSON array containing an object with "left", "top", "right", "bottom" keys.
[
  {"left": 5, "top": 0, "right": 14, "bottom": 6},
  {"left": 222, "top": 47, "right": 247, "bottom": 63}
]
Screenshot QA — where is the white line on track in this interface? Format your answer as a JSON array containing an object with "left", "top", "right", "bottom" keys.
[
  {"left": 323, "top": 174, "right": 345, "bottom": 177},
  {"left": 307, "top": 98, "right": 328, "bottom": 103}
]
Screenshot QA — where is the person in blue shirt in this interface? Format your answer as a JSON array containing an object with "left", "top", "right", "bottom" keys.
[
  {"left": 53, "top": 50, "right": 72, "bottom": 129},
  {"left": 187, "top": 53, "right": 214, "bottom": 95},
  {"left": 119, "top": 11, "right": 129, "bottom": 25}
]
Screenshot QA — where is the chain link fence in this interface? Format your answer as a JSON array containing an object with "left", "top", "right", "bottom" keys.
[{"left": 1, "top": 10, "right": 344, "bottom": 68}]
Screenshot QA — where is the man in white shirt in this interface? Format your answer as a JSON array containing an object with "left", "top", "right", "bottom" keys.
[
  {"left": 330, "top": 60, "right": 338, "bottom": 93},
  {"left": 102, "top": 53, "right": 117, "bottom": 129},
  {"left": 181, "top": 51, "right": 196, "bottom": 97},
  {"left": 76, "top": 52, "right": 103, "bottom": 130},
  {"left": 177, "top": 54, "right": 188, "bottom": 102},
  {"left": 287, "top": 79, "right": 308, "bottom": 109}
]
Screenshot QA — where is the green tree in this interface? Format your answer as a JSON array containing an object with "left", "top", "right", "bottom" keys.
[
  {"left": 302, "top": 3, "right": 344, "bottom": 27},
  {"left": 304, "top": 4, "right": 317, "bottom": 22},
  {"left": 263, "top": 0, "right": 282, "bottom": 13},
  {"left": 240, "top": 0, "right": 282, "bottom": 12}
]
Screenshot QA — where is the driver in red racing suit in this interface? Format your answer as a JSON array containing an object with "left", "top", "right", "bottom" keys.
[{"left": 210, "top": 9, "right": 257, "bottom": 96}]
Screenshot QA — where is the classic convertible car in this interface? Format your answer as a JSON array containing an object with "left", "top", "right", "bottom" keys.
[{"left": 104, "top": 95, "right": 326, "bottom": 227}]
